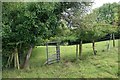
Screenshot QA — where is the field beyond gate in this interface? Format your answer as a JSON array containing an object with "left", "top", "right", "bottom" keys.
[{"left": 3, "top": 40, "right": 119, "bottom": 78}]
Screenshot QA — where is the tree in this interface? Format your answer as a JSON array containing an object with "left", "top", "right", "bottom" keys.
[
  {"left": 94, "top": 2, "right": 119, "bottom": 47},
  {"left": 70, "top": 1, "right": 93, "bottom": 58},
  {"left": 2, "top": 2, "right": 58, "bottom": 69},
  {"left": 78, "top": 10, "right": 111, "bottom": 55}
]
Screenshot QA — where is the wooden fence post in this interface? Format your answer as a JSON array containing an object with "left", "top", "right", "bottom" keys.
[
  {"left": 76, "top": 44, "right": 78, "bottom": 60},
  {"left": 46, "top": 43, "right": 48, "bottom": 64},
  {"left": 112, "top": 33, "right": 115, "bottom": 47}
]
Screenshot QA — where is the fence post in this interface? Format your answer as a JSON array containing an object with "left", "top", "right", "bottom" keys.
[
  {"left": 46, "top": 43, "right": 48, "bottom": 64},
  {"left": 56, "top": 42, "right": 60, "bottom": 62},
  {"left": 76, "top": 44, "right": 78, "bottom": 60}
]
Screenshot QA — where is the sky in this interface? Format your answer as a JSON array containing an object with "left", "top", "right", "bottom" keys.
[{"left": 92, "top": 0, "right": 119, "bottom": 9}]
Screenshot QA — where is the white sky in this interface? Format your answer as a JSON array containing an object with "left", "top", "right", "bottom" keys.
[{"left": 92, "top": 0, "right": 120, "bottom": 9}]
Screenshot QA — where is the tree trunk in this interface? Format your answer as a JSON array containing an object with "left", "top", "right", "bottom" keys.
[
  {"left": 22, "top": 45, "right": 33, "bottom": 69},
  {"left": 107, "top": 41, "right": 110, "bottom": 51},
  {"left": 92, "top": 40, "right": 96, "bottom": 55},
  {"left": 15, "top": 48, "right": 20, "bottom": 69},
  {"left": 14, "top": 48, "right": 20, "bottom": 69},
  {"left": 6, "top": 56, "right": 10, "bottom": 68},
  {"left": 107, "top": 34, "right": 112, "bottom": 51},
  {"left": 79, "top": 40, "right": 82, "bottom": 59},
  {"left": 18, "top": 43, "right": 22, "bottom": 66},
  {"left": 112, "top": 33, "right": 115, "bottom": 47},
  {"left": 14, "top": 50, "right": 16, "bottom": 68},
  {"left": 76, "top": 44, "right": 78, "bottom": 60}
]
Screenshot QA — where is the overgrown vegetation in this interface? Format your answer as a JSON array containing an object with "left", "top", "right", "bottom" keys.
[
  {"left": 2, "top": 1, "right": 119, "bottom": 78},
  {"left": 2, "top": 2, "right": 94, "bottom": 69}
]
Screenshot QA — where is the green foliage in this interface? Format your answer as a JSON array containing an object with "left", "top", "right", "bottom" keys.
[
  {"left": 73, "top": 2, "right": 119, "bottom": 42},
  {"left": 2, "top": 1, "right": 119, "bottom": 68},
  {"left": 2, "top": 2, "right": 60, "bottom": 67},
  {"left": 118, "top": 2, "right": 120, "bottom": 38},
  {"left": 96, "top": 2, "right": 119, "bottom": 25},
  {"left": 93, "top": 2, "right": 119, "bottom": 38},
  {"left": 69, "top": 2, "right": 93, "bottom": 42},
  {"left": 73, "top": 10, "right": 107, "bottom": 42},
  {"left": 2, "top": 2, "right": 93, "bottom": 68}
]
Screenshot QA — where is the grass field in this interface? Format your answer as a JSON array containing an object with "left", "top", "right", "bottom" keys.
[{"left": 2, "top": 40, "right": 119, "bottom": 78}]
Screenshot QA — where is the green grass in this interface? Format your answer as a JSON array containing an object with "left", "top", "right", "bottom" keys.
[{"left": 2, "top": 40, "right": 119, "bottom": 78}]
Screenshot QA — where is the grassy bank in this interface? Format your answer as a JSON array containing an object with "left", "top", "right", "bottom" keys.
[{"left": 2, "top": 40, "right": 119, "bottom": 78}]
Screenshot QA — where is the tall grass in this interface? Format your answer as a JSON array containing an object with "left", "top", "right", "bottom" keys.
[{"left": 2, "top": 40, "right": 119, "bottom": 78}]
